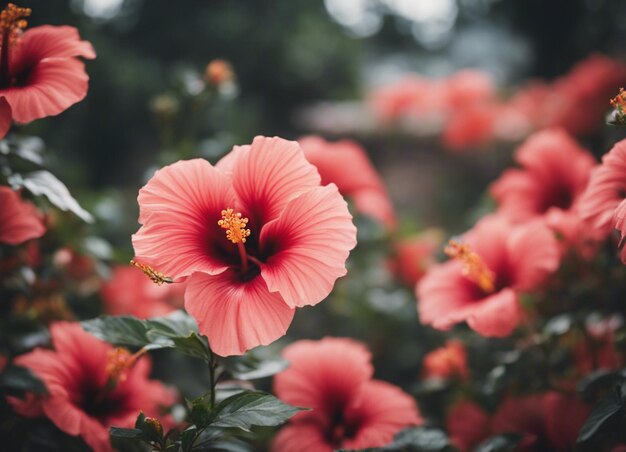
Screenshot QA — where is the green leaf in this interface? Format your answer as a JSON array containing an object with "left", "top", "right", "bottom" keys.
[
  {"left": 109, "top": 427, "right": 144, "bottom": 439},
  {"left": 577, "top": 396, "right": 623, "bottom": 443},
  {"left": 474, "top": 434, "right": 522, "bottom": 452},
  {"left": 210, "top": 390, "right": 303, "bottom": 432},
  {"left": 338, "top": 426, "right": 456, "bottom": 452},
  {"left": 81, "top": 311, "right": 211, "bottom": 362},
  {"left": 8, "top": 170, "right": 93, "bottom": 223},
  {"left": 221, "top": 354, "right": 289, "bottom": 380},
  {"left": 0, "top": 365, "right": 48, "bottom": 398}
]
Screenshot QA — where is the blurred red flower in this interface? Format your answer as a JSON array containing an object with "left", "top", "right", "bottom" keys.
[
  {"left": 273, "top": 337, "right": 422, "bottom": 452},
  {"left": 421, "top": 339, "right": 469, "bottom": 381},
  {"left": 9, "top": 322, "right": 175, "bottom": 452},
  {"left": 299, "top": 135, "right": 396, "bottom": 229},
  {"left": 490, "top": 129, "right": 596, "bottom": 256},
  {"left": 391, "top": 229, "right": 442, "bottom": 287},
  {"left": 0, "top": 186, "right": 45, "bottom": 245},
  {"left": 447, "top": 392, "right": 590, "bottom": 451},
  {"left": 101, "top": 265, "right": 185, "bottom": 319},
  {"left": 133, "top": 136, "right": 357, "bottom": 356},
  {"left": 417, "top": 216, "right": 559, "bottom": 337},
  {"left": 0, "top": 4, "right": 95, "bottom": 126}
]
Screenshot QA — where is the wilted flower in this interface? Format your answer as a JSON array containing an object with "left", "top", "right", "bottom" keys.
[
  {"left": 0, "top": 186, "right": 45, "bottom": 245},
  {"left": 0, "top": 3, "right": 95, "bottom": 125},
  {"left": 9, "top": 322, "right": 175, "bottom": 452},
  {"left": 273, "top": 337, "right": 422, "bottom": 452},
  {"left": 298, "top": 135, "right": 396, "bottom": 229},
  {"left": 101, "top": 265, "right": 185, "bottom": 319},
  {"left": 132, "top": 136, "right": 357, "bottom": 356},
  {"left": 417, "top": 216, "right": 560, "bottom": 337}
]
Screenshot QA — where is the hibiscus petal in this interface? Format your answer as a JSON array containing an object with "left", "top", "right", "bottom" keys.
[
  {"left": 231, "top": 136, "right": 321, "bottom": 227},
  {"left": 2, "top": 58, "right": 90, "bottom": 123},
  {"left": 0, "top": 97, "right": 12, "bottom": 138},
  {"left": 15, "top": 26, "right": 96, "bottom": 64},
  {"left": 466, "top": 288, "right": 521, "bottom": 337},
  {"left": 133, "top": 159, "right": 236, "bottom": 279},
  {"left": 259, "top": 184, "right": 357, "bottom": 308},
  {"left": 343, "top": 380, "right": 422, "bottom": 450},
  {"left": 507, "top": 220, "right": 560, "bottom": 291},
  {"left": 185, "top": 270, "right": 295, "bottom": 356},
  {"left": 271, "top": 424, "right": 332, "bottom": 452},
  {"left": 0, "top": 186, "right": 45, "bottom": 245},
  {"left": 274, "top": 338, "right": 373, "bottom": 421}
]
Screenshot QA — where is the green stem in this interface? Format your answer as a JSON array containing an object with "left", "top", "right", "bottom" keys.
[{"left": 208, "top": 350, "right": 217, "bottom": 409}]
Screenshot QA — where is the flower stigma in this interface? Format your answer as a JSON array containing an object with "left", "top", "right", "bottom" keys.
[
  {"left": 218, "top": 208, "right": 251, "bottom": 272},
  {"left": 445, "top": 240, "right": 495, "bottom": 293},
  {"left": 0, "top": 3, "right": 30, "bottom": 87},
  {"left": 130, "top": 259, "right": 172, "bottom": 285}
]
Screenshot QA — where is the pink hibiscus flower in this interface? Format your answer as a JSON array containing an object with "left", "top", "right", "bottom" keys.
[
  {"left": 0, "top": 186, "right": 45, "bottom": 245},
  {"left": 417, "top": 216, "right": 559, "bottom": 337},
  {"left": 490, "top": 129, "right": 596, "bottom": 255},
  {"left": 446, "top": 401, "right": 491, "bottom": 452},
  {"left": 0, "top": 3, "right": 95, "bottom": 125},
  {"left": 298, "top": 135, "right": 396, "bottom": 229},
  {"left": 421, "top": 339, "right": 469, "bottom": 381},
  {"left": 579, "top": 138, "right": 626, "bottom": 260},
  {"left": 132, "top": 136, "right": 357, "bottom": 356},
  {"left": 101, "top": 265, "right": 186, "bottom": 319},
  {"left": 9, "top": 322, "right": 175, "bottom": 452},
  {"left": 272, "top": 337, "right": 422, "bottom": 452}
]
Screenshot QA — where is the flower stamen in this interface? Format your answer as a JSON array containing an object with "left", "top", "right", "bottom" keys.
[
  {"left": 0, "top": 3, "right": 30, "bottom": 87},
  {"left": 445, "top": 240, "right": 495, "bottom": 293},
  {"left": 105, "top": 347, "right": 145, "bottom": 387},
  {"left": 130, "top": 259, "right": 172, "bottom": 285},
  {"left": 218, "top": 208, "right": 251, "bottom": 244}
]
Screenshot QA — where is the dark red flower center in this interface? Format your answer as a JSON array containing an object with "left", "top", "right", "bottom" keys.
[{"left": 326, "top": 408, "right": 363, "bottom": 448}]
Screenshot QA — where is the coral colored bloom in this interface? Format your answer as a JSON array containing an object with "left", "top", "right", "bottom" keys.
[
  {"left": 101, "top": 265, "right": 185, "bottom": 319},
  {"left": 579, "top": 138, "right": 626, "bottom": 261},
  {"left": 490, "top": 129, "right": 596, "bottom": 255},
  {"left": 133, "top": 136, "right": 357, "bottom": 356},
  {"left": 442, "top": 103, "right": 497, "bottom": 151},
  {"left": 298, "top": 135, "right": 396, "bottom": 228},
  {"left": 492, "top": 392, "right": 590, "bottom": 451},
  {"left": 273, "top": 338, "right": 422, "bottom": 452},
  {"left": 421, "top": 340, "right": 469, "bottom": 381},
  {"left": 9, "top": 322, "right": 175, "bottom": 452},
  {"left": 368, "top": 75, "right": 434, "bottom": 122},
  {"left": 0, "top": 4, "right": 95, "bottom": 124},
  {"left": 417, "top": 216, "right": 559, "bottom": 337},
  {"left": 0, "top": 186, "right": 45, "bottom": 245},
  {"left": 391, "top": 229, "right": 442, "bottom": 287},
  {"left": 446, "top": 401, "right": 491, "bottom": 452}
]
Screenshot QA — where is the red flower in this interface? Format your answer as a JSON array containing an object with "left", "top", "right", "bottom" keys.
[
  {"left": 9, "top": 322, "right": 175, "bottom": 452},
  {"left": 132, "top": 136, "right": 357, "bottom": 356},
  {"left": 492, "top": 392, "right": 590, "bottom": 451},
  {"left": 421, "top": 340, "right": 469, "bottom": 381},
  {"left": 579, "top": 138, "right": 626, "bottom": 261},
  {"left": 0, "top": 4, "right": 95, "bottom": 126},
  {"left": 298, "top": 135, "right": 396, "bottom": 229},
  {"left": 272, "top": 338, "right": 422, "bottom": 452},
  {"left": 391, "top": 229, "right": 442, "bottom": 287},
  {"left": 0, "top": 186, "right": 45, "bottom": 245},
  {"left": 446, "top": 401, "right": 491, "bottom": 452},
  {"left": 417, "top": 216, "right": 559, "bottom": 337},
  {"left": 490, "top": 129, "right": 596, "bottom": 256},
  {"left": 101, "top": 265, "right": 186, "bottom": 319}
]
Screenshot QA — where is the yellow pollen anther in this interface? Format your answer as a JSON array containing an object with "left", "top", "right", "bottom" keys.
[
  {"left": 0, "top": 3, "right": 30, "bottom": 38},
  {"left": 106, "top": 347, "right": 145, "bottom": 384},
  {"left": 611, "top": 87, "right": 626, "bottom": 111},
  {"left": 130, "top": 260, "right": 172, "bottom": 285},
  {"left": 445, "top": 240, "right": 495, "bottom": 293},
  {"left": 218, "top": 208, "right": 251, "bottom": 244}
]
